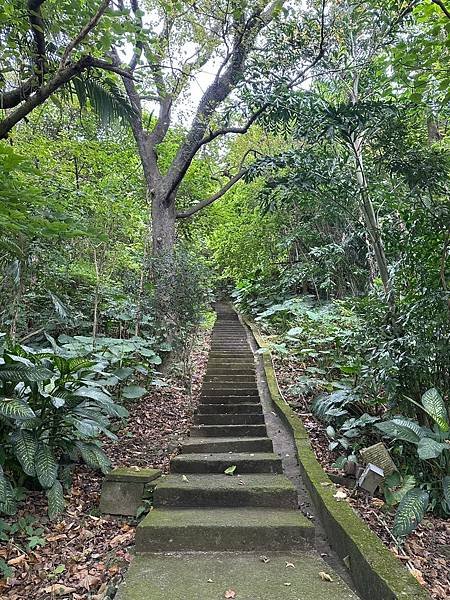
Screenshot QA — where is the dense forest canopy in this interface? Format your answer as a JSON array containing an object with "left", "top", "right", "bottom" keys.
[{"left": 0, "top": 0, "right": 449, "bottom": 576}]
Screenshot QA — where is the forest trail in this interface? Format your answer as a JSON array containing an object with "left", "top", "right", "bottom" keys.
[{"left": 116, "top": 303, "right": 359, "bottom": 600}]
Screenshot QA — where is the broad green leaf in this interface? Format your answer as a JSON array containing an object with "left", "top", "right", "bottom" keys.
[
  {"left": 0, "top": 364, "right": 52, "bottom": 382},
  {"left": 73, "top": 387, "right": 111, "bottom": 403},
  {"left": 0, "top": 479, "right": 17, "bottom": 516},
  {"left": 421, "top": 388, "right": 449, "bottom": 432},
  {"left": 0, "top": 398, "right": 35, "bottom": 420},
  {"left": 375, "top": 418, "right": 421, "bottom": 443},
  {"left": 417, "top": 437, "right": 448, "bottom": 460},
  {"left": 384, "top": 475, "right": 416, "bottom": 507},
  {"left": 122, "top": 385, "right": 147, "bottom": 399},
  {"left": 90, "top": 446, "right": 111, "bottom": 474},
  {"left": 443, "top": 476, "right": 450, "bottom": 511},
  {"left": 35, "top": 443, "right": 58, "bottom": 488},
  {"left": 12, "top": 430, "right": 37, "bottom": 476},
  {"left": 393, "top": 488, "right": 429, "bottom": 538},
  {"left": 0, "top": 468, "right": 7, "bottom": 503},
  {"left": 47, "top": 480, "right": 65, "bottom": 519}
]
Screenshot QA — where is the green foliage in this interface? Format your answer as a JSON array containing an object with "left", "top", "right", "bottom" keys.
[
  {"left": 0, "top": 340, "right": 130, "bottom": 518},
  {"left": 392, "top": 488, "right": 429, "bottom": 539},
  {"left": 376, "top": 388, "right": 449, "bottom": 527}
]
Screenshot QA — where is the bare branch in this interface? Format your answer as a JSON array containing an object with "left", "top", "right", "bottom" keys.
[
  {"left": 165, "top": 2, "right": 282, "bottom": 200},
  {"left": 431, "top": 0, "right": 450, "bottom": 19},
  {"left": 28, "top": 0, "right": 47, "bottom": 82},
  {"left": 176, "top": 169, "right": 246, "bottom": 218},
  {"left": 60, "top": 0, "right": 112, "bottom": 68},
  {"left": 176, "top": 147, "right": 256, "bottom": 218}
]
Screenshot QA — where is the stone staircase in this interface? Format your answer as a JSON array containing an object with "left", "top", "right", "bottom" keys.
[{"left": 116, "top": 304, "right": 359, "bottom": 600}]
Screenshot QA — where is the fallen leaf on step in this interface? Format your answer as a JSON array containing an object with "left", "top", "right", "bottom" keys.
[
  {"left": 224, "top": 589, "right": 236, "bottom": 598},
  {"left": 284, "top": 582, "right": 292, "bottom": 586},
  {"left": 259, "top": 555, "right": 270, "bottom": 563},
  {"left": 319, "top": 571, "right": 333, "bottom": 582},
  {"left": 182, "top": 475, "right": 189, "bottom": 482},
  {"left": 207, "top": 578, "right": 214, "bottom": 583},
  {"left": 285, "top": 562, "right": 295, "bottom": 568},
  {"left": 224, "top": 465, "right": 237, "bottom": 475}
]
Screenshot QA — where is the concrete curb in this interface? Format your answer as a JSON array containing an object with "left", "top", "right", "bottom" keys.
[{"left": 242, "top": 314, "right": 430, "bottom": 600}]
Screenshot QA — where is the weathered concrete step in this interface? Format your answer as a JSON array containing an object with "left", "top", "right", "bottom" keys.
[
  {"left": 191, "top": 424, "right": 266, "bottom": 437},
  {"left": 181, "top": 436, "right": 273, "bottom": 453},
  {"left": 210, "top": 345, "right": 250, "bottom": 350},
  {"left": 202, "top": 388, "right": 259, "bottom": 397},
  {"left": 194, "top": 413, "right": 265, "bottom": 425},
  {"left": 200, "top": 395, "right": 261, "bottom": 404},
  {"left": 204, "top": 374, "right": 255, "bottom": 382},
  {"left": 116, "top": 551, "right": 359, "bottom": 600},
  {"left": 135, "top": 508, "right": 314, "bottom": 551},
  {"left": 154, "top": 474, "right": 297, "bottom": 508},
  {"left": 209, "top": 350, "right": 253, "bottom": 355},
  {"left": 206, "top": 368, "right": 255, "bottom": 375},
  {"left": 197, "top": 403, "right": 262, "bottom": 414},
  {"left": 207, "top": 359, "right": 254, "bottom": 366},
  {"left": 171, "top": 452, "right": 281, "bottom": 474},
  {"left": 202, "top": 382, "right": 257, "bottom": 391}
]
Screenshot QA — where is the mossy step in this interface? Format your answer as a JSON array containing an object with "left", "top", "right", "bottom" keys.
[
  {"left": 171, "top": 451, "right": 282, "bottom": 474},
  {"left": 116, "top": 551, "right": 359, "bottom": 600},
  {"left": 194, "top": 413, "right": 265, "bottom": 425},
  {"left": 191, "top": 424, "right": 267, "bottom": 437},
  {"left": 181, "top": 436, "right": 273, "bottom": 454},
  {"left": 135, "top": 508, "right": 314, "bottom": 551},
  {"left": 197, "top": 403, "right": 262, "bottom": 414},
  {"left": 154, "top": 474, "right": 297, "bottom": 508}
]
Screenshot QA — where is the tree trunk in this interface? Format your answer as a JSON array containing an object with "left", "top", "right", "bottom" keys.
[
  {"left": 151, "top": 190, "right": 176, "bottom": 258},
  {"left": 150, "top": 189, "right": 178, "bottom": 337},
  {"left": 351, "top": 136, "right": 394, "bottom": 306}
]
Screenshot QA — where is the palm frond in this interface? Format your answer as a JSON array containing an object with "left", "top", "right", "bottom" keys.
[{"left": 71, "top": 75, "right": 136, "bottom": 126}]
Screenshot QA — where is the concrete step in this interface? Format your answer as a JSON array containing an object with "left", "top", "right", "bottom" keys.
[
  {"left": 207, "top": 360, "right": 255, "bottom": 367},
  {"left": 206, "top": 368, "right": 255, "bottom": 375},
  {"left": 204, "top": 374, "right": 255, "bottom": 382},
  {"left": 181, "top": 436, "right": 273, "bottom": 454},
  {"left": 191, "top": 424, "right": 267, "bottom": 437},
  {"left": 171, "top": 452, "right": 281, "bottom": 474},
  {"left": 194, "top": 413, "right": 265, "bottom": 425},
  {"left": 116, "top": 551, "right": 359, "bottom": 600},
  {"left": 135, "top": 508, "right": 314, "bottom": 552},
  {"left": 202, "top": 382, "right": 258, "bottom": 391},
  {"left": 200, "top": 395, "right": 261, "bottom": 403},
  {"left": 201, "top": 386, "right": 259, "bottom": 397},
  {"left": 197, "top": 403, "right": 262, "bottom": 414},
  {"left": 154, "top": 474, "right": 298, "bottom": 508}
]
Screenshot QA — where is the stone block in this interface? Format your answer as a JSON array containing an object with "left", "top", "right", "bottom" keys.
[{"left": 100, "top": 467, "right": 161, "bottom": 516}]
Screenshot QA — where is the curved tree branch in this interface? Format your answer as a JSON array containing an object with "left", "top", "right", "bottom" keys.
[{"left": 60, "top": 0, "right": 112, "bottom": 68}]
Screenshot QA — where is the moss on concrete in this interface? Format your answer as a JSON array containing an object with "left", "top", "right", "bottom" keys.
[
  {"left": 107, "top": 467, "right": 161, "bottom": 483},
  {"left": 116, "top": 551, "right": 359, "bottom": 600},
  {"left": 242, "top": 315, "right": 431, "bottom": 600}
]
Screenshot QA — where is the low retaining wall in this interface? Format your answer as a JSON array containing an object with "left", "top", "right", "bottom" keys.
[{"left": 242, "top": 315, "right": 430, "bottom": 600}]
